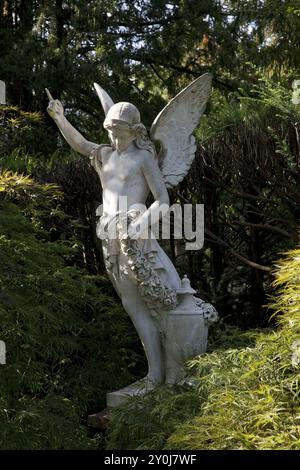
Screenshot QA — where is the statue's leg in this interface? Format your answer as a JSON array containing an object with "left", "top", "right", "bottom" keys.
[
  {"left": 119, "top": 273, "right": 164, "bottom": 384},
  {"left": 102, "top": 239, "right": 165, "bottom": 384}
]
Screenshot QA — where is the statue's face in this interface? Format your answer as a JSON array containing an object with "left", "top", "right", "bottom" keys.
[{"left": 107, "top": 125, "right": 135, "bottom": 153}]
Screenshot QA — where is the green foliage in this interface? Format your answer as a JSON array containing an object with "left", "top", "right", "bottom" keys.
[
  {"left": 271, "top": 249, "right": 300, "bottom": 329},
  {"left": 0, "top": 169, "right": 75, "bottom": 244},
  {"left": 180, "top": 79, "right": 299, "bottom": 325},
  {"left": 107, "top": 248, "right": 300, "bottom": 450},
  {"left": 107, "top": 386, "right": 202, "bottom": 450},
  {"left": 0, "top": 108, "right": 105, "bottom": 274},
  {"left": 0, "top": 395, "right": 93, "bottom": 450},
  {"left": 0, "top": 174, "right": 144, "bottom": 449},
  {"left": 166, "top": 249, "right": 300, "bottom": 449},
  {"left": 198, "top": 79, "right": 300, "bottom": 152},
  {"left": 2, "top": 0, "right": 300, "bottom": 121},
  {"left": 0, "top": 106, "right": 58, "bottom": 157},
  {"left": 0, "top": 170, "right": 61, "bottom": 206},
  {"left": 1, "top": 0, "right": 300, "bottom": 449}
]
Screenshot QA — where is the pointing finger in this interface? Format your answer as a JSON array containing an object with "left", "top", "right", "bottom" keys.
[{"left": 45, "top": 88, "right": 54, "bottom": 101}]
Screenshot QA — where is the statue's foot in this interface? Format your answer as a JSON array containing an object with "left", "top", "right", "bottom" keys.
[
  {"left": 136, "top": 375, "right": 159, "bottom": 391},
  {"left": 106, "top": 375, "right": 158, "bottom": 408}
]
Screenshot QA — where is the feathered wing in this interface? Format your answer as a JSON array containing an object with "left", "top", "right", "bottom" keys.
[
  {"left": 94, "top": 83, "right": 114, "bottom": 116},
  {"left": 150, "top": 73, "right": 212, "bottom": 188}
]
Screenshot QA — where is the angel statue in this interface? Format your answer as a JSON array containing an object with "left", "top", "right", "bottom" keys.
[{"left": 46, "top": 74, "right": 217, "bottom": 403}]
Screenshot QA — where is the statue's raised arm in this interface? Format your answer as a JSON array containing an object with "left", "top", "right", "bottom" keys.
[{"left": 45, "top": 88, "right": 97, "bottom": 157}]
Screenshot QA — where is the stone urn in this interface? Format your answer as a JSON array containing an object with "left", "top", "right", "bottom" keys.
[{"left": 165, "top": 275, "right": 218, "bottom": 384}]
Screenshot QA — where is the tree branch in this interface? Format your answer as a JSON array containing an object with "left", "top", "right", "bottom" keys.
[
  {"left": 205, "top": 228, "right": 272, "bottom": 272},
  {"left": 235, "top": 221, "right": 291, "bottom": 238},
  {"left": 176, "top": 191, "right": 272, "bottom": 271},
  {"left": 110, "top": 16, "right": 183, "bottom": 29}
]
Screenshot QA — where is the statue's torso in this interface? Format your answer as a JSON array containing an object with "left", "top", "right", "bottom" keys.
[{"left": 95, "top": 145, "right": 150, "bottom": 215}]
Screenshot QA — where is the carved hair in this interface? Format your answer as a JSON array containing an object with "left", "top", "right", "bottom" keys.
[
  {"left": 103, "top": 101, "right": 157, "bottom": 157},
  {"left": 132, "top": 123, "right": 157, "bottom": 157}
]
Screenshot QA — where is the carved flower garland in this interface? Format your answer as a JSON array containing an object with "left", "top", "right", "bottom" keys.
[
  {"left": 120, "top": 234, "right": 178, "bottom": 311},
  {"left": 195, "top": 298, "right": 218, "bottom": 324}
]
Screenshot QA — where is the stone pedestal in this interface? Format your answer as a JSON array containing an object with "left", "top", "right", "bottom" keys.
[
  {"left": 106, "top": 378, "right": 155, "bottom": 408},
  {"left": 165, "top": 309, "right": 207, "bottom": 384},
  {"left": 165, "top": 275, "right": 208, "bottom": 384}
]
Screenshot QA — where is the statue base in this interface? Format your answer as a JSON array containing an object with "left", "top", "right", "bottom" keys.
[{"left": 106, "top": 378, "right": 155, "bottom": 408}]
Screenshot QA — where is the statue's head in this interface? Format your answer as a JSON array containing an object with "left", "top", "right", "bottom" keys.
[
  {"left": 94, "top": 83, "right": 156, "bottom": 155},
  {"left": 102, "top": 102, "right": 140, "bottom": 153},
  {"left": 103, "top": 102, "right": 141, "bottom": 129}
]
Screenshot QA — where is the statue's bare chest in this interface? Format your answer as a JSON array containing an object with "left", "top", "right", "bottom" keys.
[{"left": 101, "top": 150, "right": 142, "bottom": 183}]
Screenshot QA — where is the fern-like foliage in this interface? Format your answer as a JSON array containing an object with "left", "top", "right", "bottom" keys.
[
  {"left": 107, "top": 248, "right": 300, "bottom": 450},
  {"left": 0, "top": 173, "right": 144, "bottom": 449}
]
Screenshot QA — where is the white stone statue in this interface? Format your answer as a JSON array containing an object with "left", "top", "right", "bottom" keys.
[{"left": 46, "top": 74, "right": 217, "bottom": 405}]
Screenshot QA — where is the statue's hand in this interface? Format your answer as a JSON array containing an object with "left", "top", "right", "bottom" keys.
[
  {"left": 127, "top": 211, "right": 149, "bottom": 240},
  {"left": 127, "top": 221, "right": 142, "bottom": 240},
  {"left": 45, "top": 88, "right": 64, "bottom": 122}
]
